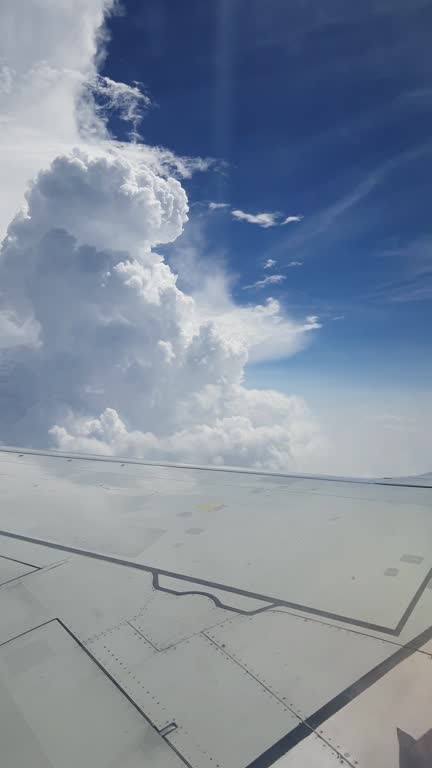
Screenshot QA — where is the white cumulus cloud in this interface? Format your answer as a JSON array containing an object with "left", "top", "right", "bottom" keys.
[
  {"left": 0, "top": 0, "right": 111, "bottom": 238},
  {"left": 0, "top": 0, "right": 324, "bottom": 472},
  {"left": 263, "top": 258, "right": 277, "bottom": 269}
]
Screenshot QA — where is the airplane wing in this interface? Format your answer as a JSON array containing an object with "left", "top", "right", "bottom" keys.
[{"left": 0, "top": 446, "right": 431, "bottom": 768}]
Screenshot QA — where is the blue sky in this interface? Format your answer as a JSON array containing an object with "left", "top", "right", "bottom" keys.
[
  {"left": 100, "top": 0, "right": 432, "bottom": 403},
  {"left": 2, "top": 0, "right": 431, "bottom": 476}
]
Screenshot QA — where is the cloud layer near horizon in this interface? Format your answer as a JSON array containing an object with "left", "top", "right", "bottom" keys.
[{"left": 0, "top": 0, "right": 323, "bottom": 471}]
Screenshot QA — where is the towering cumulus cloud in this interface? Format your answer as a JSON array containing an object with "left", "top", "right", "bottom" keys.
[{"left": 0, "top": 0, "right": 323, "bottom": 471}]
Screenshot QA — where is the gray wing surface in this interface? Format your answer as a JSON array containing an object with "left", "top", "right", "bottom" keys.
[{"left": 0, "top": 446, "right": 431, "bottom": 767}]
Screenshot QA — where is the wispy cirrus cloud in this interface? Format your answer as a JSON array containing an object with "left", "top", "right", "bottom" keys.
[
  {"left": 270, "top": 141, "right": 432, "bottom": 262},
  {"left": 368, "top": 277, "right": 432, "bottom": 304},
  {"left": 231, "top": 209, "right": 280, "bottom": 227},
  {"left": 243, "top": 274, "right": 286, "bottom": 290},
  {"left": 83, "top": 75, "right": 151, "bottom": 139},
  {"left": 363, "top": 236, "right": 432, "bottom": 304},
  {"left": 208, "top": 201, "right": 229, "bottom": 210},
  {"left": 207, "top": 204, "right": 304, "bottom": 229},
  {"left": 263, "top": 258, "right": 277, "bottom": 269},
  {"left": 232, "top": 209, "right": 304, "bottom": 228},
  {"left": 286, "top": 260, "right": 303, "bottom": 267},
  {"left": 282, "top": 215, "right": 304, "bottom": 225}
]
